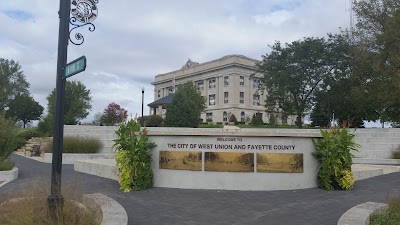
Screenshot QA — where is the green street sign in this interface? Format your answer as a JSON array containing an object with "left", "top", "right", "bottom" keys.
[{"left": 64, "top": 56, "right": 86, "bottom": 78}]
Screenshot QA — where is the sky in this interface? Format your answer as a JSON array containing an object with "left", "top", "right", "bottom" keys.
[{"left": 0, "top": 0, "right": 353, "bottom": 124}]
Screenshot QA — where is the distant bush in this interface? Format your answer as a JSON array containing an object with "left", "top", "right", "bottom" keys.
[
  {"left": 14, "top": 128, "right": 47, "bottom": 151},
  {"left": 250, "top": 113, "right": 263, "bottom": 126},
  {"left": 17, "top": 128, "right": 43, "bottom": 140},
  {"left": 37, "top": 115, "right": 54, "bottom": 136},
  {"left": 43, "top": 136, "right": 103, "bottom": 153},
  {"left": 144, "top": 115, "right": 163, "bottom": 127}
]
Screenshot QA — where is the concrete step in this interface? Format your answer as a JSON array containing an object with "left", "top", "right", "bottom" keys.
[
  {"left": 354, "top": 132, "right": 400, "bottom": 137},
  {"left": 357, "top": 143, "right": 399, "bottom": 151},
  {"left": 74, "top": 159, "right": 118, "bottom": 181},
  {"left": 354, "top": 158, "right": 400, "bottom": 165},
  {"left": 352, "top": 165, "right": 383, "bottom": 181},
  {"left": 355, "top": 137, "right": 400, "bottom": 144},
  {"left": 353, "top": 150, "right": 394, "bottom": 159}
]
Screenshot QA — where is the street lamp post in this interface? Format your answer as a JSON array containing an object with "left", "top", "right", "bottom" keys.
[
  {"left": 141, "top": 87, "right": 144, "bottom": 126},
  {"left": 327, "top": 85, "right": 331, "bottom": 127},
  {"left": 49, "top": 0, "right": 98, "bottom": 223}
]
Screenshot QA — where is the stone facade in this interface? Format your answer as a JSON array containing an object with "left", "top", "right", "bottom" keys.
[{"left": 151, "top": 55, "right": 297, "bottom": 124}]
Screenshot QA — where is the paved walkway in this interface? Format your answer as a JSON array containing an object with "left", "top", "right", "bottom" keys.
[{"left": 1, "top": 154, "right": 400, "bottom": 225}]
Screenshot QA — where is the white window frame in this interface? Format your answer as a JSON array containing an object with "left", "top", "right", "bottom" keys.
[
  {"left": 209, "top": 79, "right": 216, "bottom": 89},
  {"left": 209, "top": 94, "right": 215, "bottom": 105},
  {"left": 197, "top": 81, "right": 204, "bottom": 91},
  {"left": 240, "top": 92, "right": 244, "bottom": 104},
  {"left": 224, "top": 92, "right": 228, "bottom": 104},
  {"left": 224, "top": 76, "right": 229, "bottom": 86},
  {"left": 240, "top": 76, "right": 244, "bottom": 86},
  {"left": 206, "top": 113, "right": 213, "bottom": 122},
  {"left": 253, "top": 94, "right": 260, "bottom": 106},
  {"left": 253, "top": 79, "right": 260, "bottom": 89},
  {"left": 223, "top": 111, "right": 228, "bottom": 122}
]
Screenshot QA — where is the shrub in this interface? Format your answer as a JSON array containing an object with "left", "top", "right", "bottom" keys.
[
  {"left": 250, "top": 113, "right": 263, "bottom": 126},
  {"left": 144, "top": 115, "right": 163, "bottom": 127},
  {"left": 269, "top": 113, "right": 277, "bottom": 126},
  {"left": 229, "top": 114, "right": 238, "bottom": 123},
  {"left": 393, "top": 150, "right": 400, "bottom": 159},
  {"left": 113, "top": 120, "right": 155, "bottom": 192},
  {"left": 0, "top": 116, "right": 17, "bottom": 167},
  {"left": 0, "top": 160, "right": 15, "bottom": 171},
  {"left": 313, "top": 122, "right": 359, "bottom": 191},
  {"left": 43, "top": 136, "right": 103, "bottom": 153},
  {"left": 337, "top": 169, "right": 354, "bottom": 191}
]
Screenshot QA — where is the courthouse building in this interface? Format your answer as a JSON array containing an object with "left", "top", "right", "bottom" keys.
[{"left": 149, "top": 55, "right": 296, "bottom": 124}]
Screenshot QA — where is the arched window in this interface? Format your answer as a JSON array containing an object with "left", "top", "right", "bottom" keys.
[
  {"left": 241, "top": 112, "right": 245, "bottom": 122},
  {"left": 223, "top": 112, "right": 227, "bottom": 122}
]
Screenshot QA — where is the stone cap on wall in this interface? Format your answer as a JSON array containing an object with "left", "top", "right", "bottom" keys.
[{"left": 145, "top": 127, "right": 322, "bottom": 138}]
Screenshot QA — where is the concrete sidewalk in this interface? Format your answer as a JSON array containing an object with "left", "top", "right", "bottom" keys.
[{"left": 1, "top": 154, "right": 400, "bottom": 225}]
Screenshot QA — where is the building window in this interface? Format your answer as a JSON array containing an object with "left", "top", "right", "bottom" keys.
[
  {"left": 209, "top": 94, "right": 215, "bottom": 105},
  {"left": 253, "top": 79, "right": 261, "bottom": 89},
  {"left": 241, "top": 112, "right": 245, "bottom": 122},
  {"left": 209, "top": 79, "right": 216, "bottom": 89},
  {"left": 197, "top": 81, "right": 204, "bottom": 91},
  {"left": 157, "top": 90, "right": 161, "bottom": 98},
  {"left": 240, "top": 92, "right": 244, "bottom": 104},
  {"left": 240, "top": 76, "right": 244, "bottom": 86},
  {"left": 168, "top": 87, "right": 174, "bottom": 94},
  {"left": 223, "top": 111, "right": 227, "bottom": 122},
  {"left": 253, "top": 94, "right": 260, "bottom": 106},
  {"left": 224, "top": 92, "right": 229, "bottom": 104},
  {"left": 224, "top": 76, "right": 229, "bottom": 86},
  {"left": 206, "top": 113, "right": 213, "bottom": 122}
]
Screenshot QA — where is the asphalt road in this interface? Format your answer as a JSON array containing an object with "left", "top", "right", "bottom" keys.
[{"left": 1, "top": 154, "right": 399, "bottom": 225}]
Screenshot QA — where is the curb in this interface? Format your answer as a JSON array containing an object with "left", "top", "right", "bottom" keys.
[
  {"left": 0, "top": 167, "right": 18, "bottom": 188},
  {"left": 337, "top": 201, "right": 388, "bottom": 225},
  {"left": 83, "top": 193, "right": 128, "bottom": 225}
]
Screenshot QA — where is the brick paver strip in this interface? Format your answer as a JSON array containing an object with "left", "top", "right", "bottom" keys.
[{"left": 1, "top": 154, "right": 400, "bottom": 225}]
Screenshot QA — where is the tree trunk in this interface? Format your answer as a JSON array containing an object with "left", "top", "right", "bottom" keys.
[{"left": 296, "top": 113, "right": 303, "bottom": 128}]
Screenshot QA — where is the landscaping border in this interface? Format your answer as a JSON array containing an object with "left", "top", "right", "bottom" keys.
[
  {"left": 83, "top": 193, "right": 128, "bottom": 225},
  {"left": 337, "top": 202, "right": 388, "bottom": 225}
]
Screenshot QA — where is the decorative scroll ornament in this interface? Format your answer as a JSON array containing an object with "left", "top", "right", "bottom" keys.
[{"left": 69, "top": 0, "right": 98, "bottom": 45}]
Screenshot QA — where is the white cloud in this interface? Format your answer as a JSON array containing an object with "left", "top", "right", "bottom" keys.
[{"left": 0, "top": 0, "right": 351, "bottom": 123}]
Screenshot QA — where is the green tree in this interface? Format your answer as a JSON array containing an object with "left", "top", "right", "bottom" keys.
[
  {"left": 310, "top": 91, "right": 329, "bottom": 127},
  {"left": 0, "top": 58, "right": 29, "bottom": 111},
  {"left": 5, "top": 94, "right": 44, "bottom": 128},
  {"left": 350, "top": 0, "right": 400, "bottom": 125},
  {"left": 257, "top": 38, "right": 331, "bottom": 128},
  {"left": 47, "top": 80, "right": 92, "bottom": 125},
  {"left": 101, "top": 102, "right": 128, "bottom": 126},
  {"left": 250, "top": 113, "right": 263, "bottom": 126},
  {"left": 92, "top": 112, "right": 103, "bottom": 125},
  {"left": 164, "top": 82, "right": 206, "bottom": 127}
]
